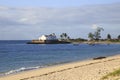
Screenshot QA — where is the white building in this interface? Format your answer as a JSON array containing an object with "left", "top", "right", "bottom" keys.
[{"left": 39, "top": 34, "right": 58, "bottom": 41}]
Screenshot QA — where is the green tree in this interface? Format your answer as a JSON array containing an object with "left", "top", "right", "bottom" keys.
[
  {"left": 94, "top": 27, "right": 104, "bottom": 40},
  {"left": 60, "top": 33, "right": 70, "bottom": 40},
  {"left": 118, "top": 35, "right": 120, "bottom": 40},
  {"left": 88, "top": 26, "right": 104, "bottom": 41},
  {"left": 64, "top": 33, "right": 67, "bottom": 39},
  {"left": 60, "top": 34, "right": 63, "bottom": 40},
  {"left": 107, "top": 34, "right": 111, "bottom": 40},
  {"left": 88, "top": 32, "right": 94, "bottom": 40}
]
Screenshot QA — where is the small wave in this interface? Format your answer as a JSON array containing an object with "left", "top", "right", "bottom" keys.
[{"left": 5, "top": 66, "right": 41, "bottom": 75}]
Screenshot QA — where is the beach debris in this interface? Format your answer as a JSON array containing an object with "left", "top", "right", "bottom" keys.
[{"left": 93, "top": 56, "right": 106, "bottom": 60}]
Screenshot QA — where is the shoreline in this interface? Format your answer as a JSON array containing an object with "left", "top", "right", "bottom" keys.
[
  {"left": 0, "top": 54, "right": 120, "bottom": 80},
  {"left": 0, "top": 54, "right": 114, "bottom": 77},
  {"left": 82, "top": 41, "right": 120, "bottom": 44}
]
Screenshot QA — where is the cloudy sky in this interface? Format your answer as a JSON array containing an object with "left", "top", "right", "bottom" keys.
[{"left": 0, "top": 0, "right": 120, "bottom": 40}]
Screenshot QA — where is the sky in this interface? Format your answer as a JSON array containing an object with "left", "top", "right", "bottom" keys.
[{"left": 0, "top": 0, "right": 120, "bottom": 40}]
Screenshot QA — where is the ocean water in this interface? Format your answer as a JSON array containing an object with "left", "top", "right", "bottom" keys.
[{"left": 0, "top": 40, "right": 120, "bottom": 76}]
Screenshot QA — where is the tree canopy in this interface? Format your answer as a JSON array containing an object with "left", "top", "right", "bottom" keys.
[{"left": 88, "top": 27, "right": 104, "bottom": 41}]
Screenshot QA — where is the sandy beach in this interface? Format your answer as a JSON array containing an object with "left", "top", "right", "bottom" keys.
[{"left": 0, "top": 55, "right": 120, "bottom": 80}]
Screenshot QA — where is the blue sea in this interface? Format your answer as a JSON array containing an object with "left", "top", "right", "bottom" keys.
[{"left": 0, "top": 40, "right": 120, "bottom": 76}]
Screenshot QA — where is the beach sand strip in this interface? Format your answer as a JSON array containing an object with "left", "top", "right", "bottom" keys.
[{"left": 0, "top": 55, "right": 120, "bottom": 80}]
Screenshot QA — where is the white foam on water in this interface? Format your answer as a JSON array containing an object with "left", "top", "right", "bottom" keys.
[{"left": 5, "top": 66, "right": 41, "bottom": 75}]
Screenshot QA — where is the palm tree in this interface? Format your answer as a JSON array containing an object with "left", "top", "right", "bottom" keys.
[
  {"left": 60, "top": 33, "right": 70, "bottom": 41},
  {"left": 60, "top": 34, "right": 63, "bottom": 40},
  {"left": 64, "top": 33, "right": 67, "bottom": 39},
  {"left": 107, "top": 34, "right": 111, "bottom": 40}
]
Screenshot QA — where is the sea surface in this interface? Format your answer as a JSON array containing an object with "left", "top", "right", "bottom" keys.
[{"left": 0, "top": 40, "right": 120, "bottom": 76}]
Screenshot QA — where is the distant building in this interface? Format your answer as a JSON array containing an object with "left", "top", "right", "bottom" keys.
[
  {"left": 27, "top": 33, "right": 71, "bottom": 44},
  {"left": 39, "top": 33, "right": 58, "bottom": 41}
]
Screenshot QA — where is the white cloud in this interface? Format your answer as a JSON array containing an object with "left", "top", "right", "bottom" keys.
[
  {"left": 91, "top": 24, "right": 98, "bottom": 29},
  {"left": 0, "top": 6, "right": 9, "bottom": 10},
  {"left": 19, "top": 18, "right": 28, "bottom": 22},
  {"left": 0, "top": 3, "right": 120, "bottom": 39},
  {"left": 0, "top": 3, "right": 120, "bottom": 26}
]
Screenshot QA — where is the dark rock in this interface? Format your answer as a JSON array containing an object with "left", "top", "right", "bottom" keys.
[{"left": 93, "top": 56, "right": 106, "bottom": 60}]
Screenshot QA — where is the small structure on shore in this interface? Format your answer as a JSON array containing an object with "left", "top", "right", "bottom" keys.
[
  {"left": 39, "top": 33, "right": 58, "bottom": 41},
  {"left": 27, "top": 33, "right": 70, "bottom": 44}
]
